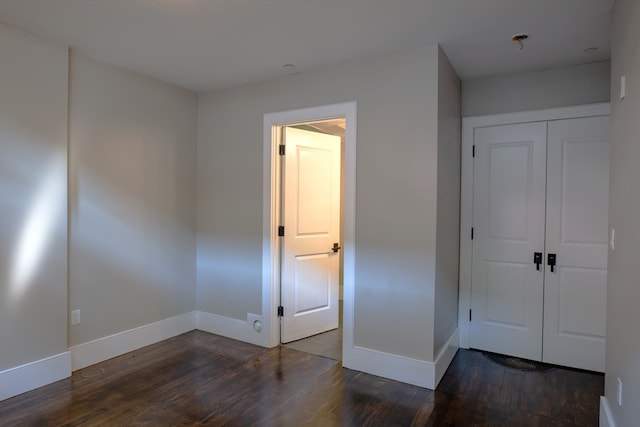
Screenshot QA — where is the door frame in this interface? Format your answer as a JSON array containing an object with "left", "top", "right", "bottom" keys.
[
  {"left": 458, "top": 102, "right": 610, "bottom": 349},
  {"left": 262, "top": 101, "right": 357, "bottom": 352}
]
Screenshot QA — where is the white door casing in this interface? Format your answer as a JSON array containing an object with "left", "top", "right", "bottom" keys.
[
  {"left": 543, "top": 116, "right": 610, "bottom": 371},
  {"left": 281, "top": 127, "right": 341, "bottom": 343},
  {"left": 470, "top": 122, "right": 547, "bottom": 361}
]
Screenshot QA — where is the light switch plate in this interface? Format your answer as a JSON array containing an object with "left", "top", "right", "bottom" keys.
[
  {"left": 617, "top": 377, "right": 623, "bottom": 406},
  {"left": 71, "top": 309, "right": 81, "bottom": 325},
  {"left": 610, "top": 228, "right": 615, "bottom": 250}
]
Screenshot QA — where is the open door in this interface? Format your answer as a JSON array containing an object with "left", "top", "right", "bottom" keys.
[{"left": 280, "top": 127, "right": 341, "bottom": 343}]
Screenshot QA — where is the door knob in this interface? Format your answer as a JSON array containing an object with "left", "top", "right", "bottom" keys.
[
  {"left": 332, "top": 243, "right": 341, "bottom": 253},
  {"left": 547, "top": 253, "right": 557, "bottom": 273},
  {"left": 533, "top": 252, "right": 542, "bottom": 271}
]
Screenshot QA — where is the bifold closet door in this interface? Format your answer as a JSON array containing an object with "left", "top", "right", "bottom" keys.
[
  {"left": 470, "top": 122, "right": 547, "bottom": 361},
  {"left": 543, "top": 116, "right": 610, "bottom": 372}
]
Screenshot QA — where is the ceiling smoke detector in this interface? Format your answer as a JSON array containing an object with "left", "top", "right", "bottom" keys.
[{"left": 512, "top": 33, "right": 529, "bottom": 51}]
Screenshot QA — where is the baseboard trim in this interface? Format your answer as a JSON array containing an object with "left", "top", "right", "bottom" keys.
[
  {"left": 197, "top": 311, "right": 267, "bottom": 347},
  {"left": 343, "top": 329, "right": 458, "bottom": 390},
  {"left": 0, "top": 352, "right": 71, "bottom": 402},
  {"left": 434, "top": 328, "right": 459, "bottom": 387},
  {"left": 2, "top": 317, "right": 458, "bottom": 401},
  {"left": 345, "top": 345, "right": 435, "bottom": 389},
  {"left": 600, "top": 396, "right": 616, "bottom": 427},
  {"left": 69, "top": 312, "right": 196, "bottom": 371}
]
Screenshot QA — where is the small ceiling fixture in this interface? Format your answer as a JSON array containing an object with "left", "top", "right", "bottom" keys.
[
  {"left": 282, "top": 64, "right": 296, "bottom": 70},
  {"left": 512, "top": 33, "right": 529, "bottom": 51},
  {"left": 583, "top": 47, "right": 599, "bottom": 55}
]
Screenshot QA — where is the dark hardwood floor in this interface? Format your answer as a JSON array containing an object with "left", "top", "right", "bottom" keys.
[{"left": 0, "top": 331, "right": 603, "bottom": 426}]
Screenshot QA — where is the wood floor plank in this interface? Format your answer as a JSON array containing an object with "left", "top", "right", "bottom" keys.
[{"left": 0, "top": 332, "right": 603, "bottom": 426}]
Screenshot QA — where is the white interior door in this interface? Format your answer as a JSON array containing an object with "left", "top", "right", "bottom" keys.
[
  {"left": 543, "top": 116, "right": 610, "bottom": 372},
  {"left": 470, "top": 122, "right": 547, "bottom": 360},
  {"left": 281, "top": 127, "right": 341, "bottom": 343}
]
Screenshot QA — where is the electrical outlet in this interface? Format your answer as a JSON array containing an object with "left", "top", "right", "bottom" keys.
[
  {"left": 71, "top": 309, "right": 81, "bottom": 326},
  {"left": 617, "top": 377, "right": 623, "bottom": 406},
  {"left": 247, "top": 313, "right": 263, "bottom": 333},
  {"left": 620, "top": 75, "right": 626, "bottom": 100}
]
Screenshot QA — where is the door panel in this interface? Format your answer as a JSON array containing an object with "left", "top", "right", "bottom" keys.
[
  {"left": 485, "top": 261, "right": 528, "bottom": 327},
  {"left": 281, "top": 127, "right": 341, "bottom": 343},
  {"left": 557, "top": 268, "right": 607, "bottom": 337},
  {"left": 297, "top": 148, "right": 332, "bottom": 234},
  {"left": 543, "top": 116, "right": 609, "bottom": 372},
  {"left": 294, "top": 254, "right": 331, "bottom": 313},
  {"left": 470, "top": 122, "right": 547, "bottom": 360}
]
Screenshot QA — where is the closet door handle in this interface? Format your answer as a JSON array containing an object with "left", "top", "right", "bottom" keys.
[
  {"left": 547, "top": 253, "right": 557, "bottom": 273},
  {"left": 533, "top": 252, "right": 543, "bottom": 271}
]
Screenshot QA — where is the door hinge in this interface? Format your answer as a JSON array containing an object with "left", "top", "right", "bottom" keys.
[
  {"left": 469, "top": 309, "right": 472, "bottom": 322},
  {"left": 471, "top": 227, "right": 474, "bottom": 240},
  {"left": 277, "top": 306, "right": 284, "bottom": 317},
  {"left": 472, "top": 145, "right": 475, "bottom": 158},
  {"left": 279, "top": 144, "right": 286, "bottom": 155},
  {"left": 278, "top": 226, "right": 285, "bottom": 237}
]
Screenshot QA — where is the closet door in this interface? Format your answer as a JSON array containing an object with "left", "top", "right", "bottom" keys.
[
  {"left": 543, "top": 116, "right": 610, "bottom": 372},
  {"left": 470, "top": 122, "right": 547, "bottom": 361}
]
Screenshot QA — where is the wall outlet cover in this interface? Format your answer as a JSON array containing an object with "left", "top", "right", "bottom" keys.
[
  {"left": 617, "top": 377, "right": 623, "bottom": 406},
  {"left": 247, "top": 313, "right": 263, "bottom": 333},
  {"left": 71, "top": 309, "right": 81, "bottom": 325}
]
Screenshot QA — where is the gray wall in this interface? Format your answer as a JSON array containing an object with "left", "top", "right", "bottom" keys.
[
  {"left": 69, "top": 53, "right": 198, "bottom": 346},
  {"left": 0, "top": 24, "right": 198, "bottom": 388},
  {"left": 462, "top": 61, "right": 611, "bottom": 117},
  {"left": 0, "top": 25, "right": 68, "bottom": 372},
  {"left": 434, "top": 46, "right": 461, "bottom": 358},
  {"left": 198, "top": 44, "right": 460, "bottom": 362},
  {"left": 606, "top": 1, "right": 640, "bottom": 425}
]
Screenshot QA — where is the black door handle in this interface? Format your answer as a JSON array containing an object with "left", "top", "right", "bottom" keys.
[
  {"left": 547, "top": 253, "right": 557, "bottom": 273},
  {"left": 332, "top": 243, "right": 341, "bottom": 253},
  {"left": 533, "top": 252, "right": 542, "bottom": 271}
]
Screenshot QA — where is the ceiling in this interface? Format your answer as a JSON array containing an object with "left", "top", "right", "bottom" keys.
[{"left": 0, "top": 0, "right": 612, "bottom": 92}]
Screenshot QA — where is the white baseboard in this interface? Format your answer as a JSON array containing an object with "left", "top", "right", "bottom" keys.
[
  {"left": 434, "top": 328, "right": 459, "bottom": 387},
  {"left": 69, "top": 312, "right": 196, "bottom": 371},
  {"left": 0, "top": 352, "right": 71, "bottom": 402},
  {"left": 196, "top": 311, "right": 267, "bottom": 347},
  {"left": 600, "top": 396, "right": 616, "bottom": 427},
  {"left": 343, "top": 328, "right": 459, "bottom": 390},
  {"left": 2, "top": 316, "right": 458, "bottom": 402}
]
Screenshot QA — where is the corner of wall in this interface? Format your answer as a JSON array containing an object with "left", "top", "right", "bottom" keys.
[
  {"left": 196, "top": 311, "right": 269, "bottom": 348},
  {"left": 0, "top": 353, "right": 71, "bottom": 402}
]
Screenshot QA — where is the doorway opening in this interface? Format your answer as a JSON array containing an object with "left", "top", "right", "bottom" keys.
[
  {"left": 279, "top": 120, "right": 345, "bottom": 360},
  {"left": 261, "top": 102, "right": 356, "bottom": 364}
]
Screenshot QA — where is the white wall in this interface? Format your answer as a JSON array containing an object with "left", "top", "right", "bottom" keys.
[
  {"left": 605, "top": 1, "right": 640, "bottom": 425},
  {"left": 198, "top": 44, "right": 460, "bottom": 364},
  {"left": 0, "top": 24, "right": 68, "bottom": 372},
  {"left": 462, "top": 61, "right": 610, "bottom": 117},
  {"left": 434, "top": 46, "right": 461, "bottom": 358},
  {"left": 68, "top": 53, "right": 198, "bottom": 346}
]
